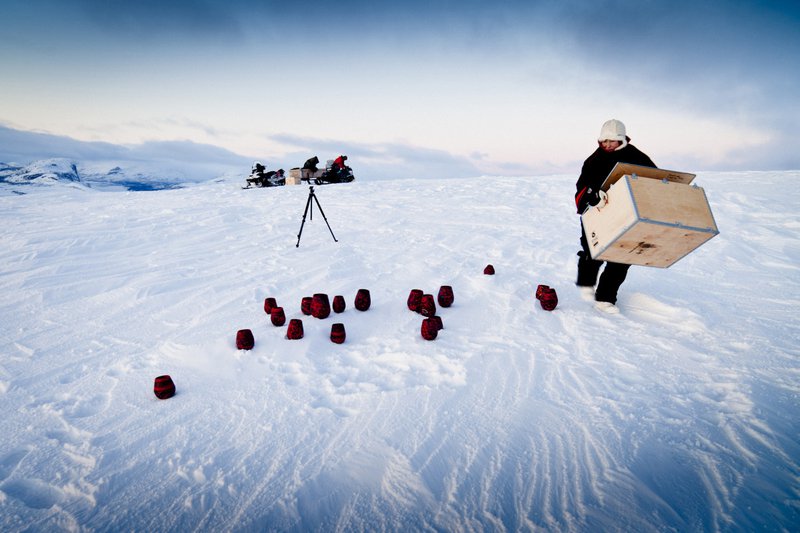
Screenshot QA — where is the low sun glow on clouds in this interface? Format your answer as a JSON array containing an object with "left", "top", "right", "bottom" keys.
[{"left": 1, "top": 0, "right": 797, "bottom": 178}]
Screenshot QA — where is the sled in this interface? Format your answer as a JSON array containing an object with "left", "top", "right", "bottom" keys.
[
  {"left": 582, "top": 170, "right": 718, "bottom": 268},
  {"left": 286, "top": 169, "right": 303, "bottom": 185},
  {"left": 288, "top": 168, "right": 323, "bottom": 184},
  {"left": 601, "top": 163, "right": 695, "bottom": 191},
  {"left": 287, "top": 168, "right": 355, "bottom": 186}
]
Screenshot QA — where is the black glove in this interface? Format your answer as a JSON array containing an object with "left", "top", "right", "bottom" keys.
[{"left": 586, "top": 188, "right": 601, "bottom": 206}]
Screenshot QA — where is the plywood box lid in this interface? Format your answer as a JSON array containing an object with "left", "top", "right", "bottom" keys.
[
  {"left": 601, "top": 163, "right": 696, "bottom": 191},
  {"left": 626, "top": 176, "right": 718, "bottom": 232}
]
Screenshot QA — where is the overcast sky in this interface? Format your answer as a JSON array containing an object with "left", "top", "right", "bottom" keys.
[{"left": 1, "top": 0, "right": 798, "bottom": 177}]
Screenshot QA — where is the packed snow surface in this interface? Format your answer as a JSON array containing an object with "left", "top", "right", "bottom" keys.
[{"left": 1, "top": 172, "right": 798, "bottom": 531}]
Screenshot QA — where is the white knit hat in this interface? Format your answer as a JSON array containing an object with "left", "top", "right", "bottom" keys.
[{"left": 598, "top": 119, "right": 628, "bottom": 150}]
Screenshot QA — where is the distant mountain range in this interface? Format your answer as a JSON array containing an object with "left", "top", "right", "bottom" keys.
[
  {"left": 0, "top": 124, "right": 493, "bottom": 184},
  {"left": 0, "top": 125, "right": 254, "bottom": 191},
  {"left": 0, "top": 158, "right": 212, "bottom": 191},
  {"left": 0, "top": 159, "right": 80, "bottom": 184}
]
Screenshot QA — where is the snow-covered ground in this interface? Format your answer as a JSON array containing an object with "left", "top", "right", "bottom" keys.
[{"left": 1, "top": 172, "right": 798, "bottom": 532}]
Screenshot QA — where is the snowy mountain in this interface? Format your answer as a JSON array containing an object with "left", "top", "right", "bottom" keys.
[
  {"left": 0, "top": 126, "right": 253, "bottom": 191},
  {"left": 1, "top": 172, "right": 798, "bottom": 531},
  {"left": 0, "top": 124, "right": 488, "bottom": 183},
  {"left": 0, "top": 159, "right": 81, "bottom": 186},
  {"left": 0, "top": 158, "right": 220, "bottom": 192}
]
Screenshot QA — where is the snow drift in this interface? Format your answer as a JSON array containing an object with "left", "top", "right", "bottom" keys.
[{"left": 0, "top": 172, "right": 798, "bottom": 531}]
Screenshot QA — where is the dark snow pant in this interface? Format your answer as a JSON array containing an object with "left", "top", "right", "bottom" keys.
[{"left": 576, "top": 225, "right": 630, "bottom": 304}]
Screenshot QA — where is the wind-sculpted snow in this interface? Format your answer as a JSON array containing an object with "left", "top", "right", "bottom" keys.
[{"left": 0, "top": 173, "right": 798, "bottom": 531}]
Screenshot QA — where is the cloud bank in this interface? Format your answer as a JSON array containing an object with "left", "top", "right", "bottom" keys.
[
  {"left": 1, "top": 1, "right": 797, "bottom": 174},
  {"left": 0, "top": 125, "right": 493, "bottom": 181}
]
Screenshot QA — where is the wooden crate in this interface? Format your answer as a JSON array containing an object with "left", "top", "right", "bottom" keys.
[
  {"left": 581, "top": 175, "right": 718, "bottom": 268},
  {"left": 287, "top": 168, "right": 325, "bottom": 185}
]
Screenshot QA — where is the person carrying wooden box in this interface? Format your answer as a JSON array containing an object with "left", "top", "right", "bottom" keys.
[{"left": 574, "top": 119, "right": 656, "bottom": 314}]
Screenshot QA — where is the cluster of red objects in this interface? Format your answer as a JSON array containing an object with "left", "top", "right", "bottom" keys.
[
  {"left": 234, "top": 288, "right": 370, "bottom": 351},
  {"left": 153, "top": 290, "right": 371, "bottom": 400},
  {"left": 408, "top": 285, "right": 454, "bottom": 341},
  {"left": 155, "top": 271, "right": 560, "bottom": 399},
  {"left": 535, "top": 284, "right": 558, "bottom": 311},
  {"left": 483, "top": 262, "right": 558, "bottom": 312}
]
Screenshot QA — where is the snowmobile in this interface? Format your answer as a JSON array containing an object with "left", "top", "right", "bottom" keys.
[
  {"left": 286, "top": 156, "right": 356, "bottom": 185},
  {"left": 302, "top": 158, "right": 355, "bottom": 185},
  {"left": 243, "top": 169, "right": 286, "bottom": 189},
  {"left": 311, "top": 167, "right": 355, "bottom": 185}
]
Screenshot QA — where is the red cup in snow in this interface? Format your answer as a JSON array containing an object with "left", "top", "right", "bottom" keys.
[
  {"left": 312, "top": 293, "right": 331, "bottom": 319},
  {"left": 287, "top": 318, "right": 304, "bottom": 340},
  {"left": 419, "top": 294, "right": 436, "bottom": 317},
  {"left": 330, "top": 323, "right": 346, "bottom": 344},
  {"left": 484, "top": 264, "right": 495, "bottom": 275},
  {"left": 431, "top": 315, "right": 443, "bottom": 331},
  {"left": 535, "top": 284, "right": 550, "bottom": 301},
  {"left": 332, "top": 295, "right": 346, "bottom": 313},
  {"left": 437, "top": 285, "right": 454, "bottom": 308},
  {"left": 540, "top": 288, "right": 558, "bottom": 311},
  {"left": 270, "top": 307, "right": 286, "bottom": 327},
  {"left": 421, "top": 318, "right": 438, "bottom": 340},
  {"left": 264, "top": 297, "right": 277, "bottom": 314},
  {"left": 301, "top": 297, "right": 313, "bottom": 315},
  {"left": 355, "top": 289, "right": 371, "bottom": 311},
  {"left": 407, "top": 289, "right": 423, "bottom": 312},
  {"left": 153, "top": 375, "right": 176, "bottom": 400},
  {"left": 236, "top": 328, "right": 255, "bottom": 350}
]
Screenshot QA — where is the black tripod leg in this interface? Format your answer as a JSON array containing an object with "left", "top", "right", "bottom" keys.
[
  {"left": 295, "top": 194, "right": 315, "bottom": 247},
  {"left": 311, "top": 192, "right": 338, "bottom": 243}
]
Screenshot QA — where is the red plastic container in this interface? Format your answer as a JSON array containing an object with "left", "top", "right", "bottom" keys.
[
  {"left": 540, "top": 288, "right": 558, "bottom": 311},
  {"left": 301, "top": 297, "right": 313, "bottom": 315},
  {"left": 437, "top": 285, "right": 454, "bottom": 307},
  {"left": 535, "top": 284, "right": 550, "bottom": 300},
  {"left": 153, "top": 375, "right": 176, "bottom": 399},
  {"left": 264, "top": 297, "right": 277, "bottom": 314},
  {"left": 355, "top": 289, "right": 371, "bottom": 311},
  {"left": 287, "top": 318, "right": 304, "bottom": 340},
  {"left": 330, "top": 323, "right": 346, "bottom": 344},
  {"left": 484, "top": 264, "right": 495, "bottom": 275},
  {"left": 270, "top": 307, "right": 286, "bottom": 327},
  {"left": 332, "top": 295, "right": 346, "bottom": 313},
  {"left": 419, "top": 294, "right": 436, "bottom": 317},
  {"left": 421, "top": 318, "right": 438, "bottom": 340},
  {"left": 312, "top": 293, "right": 331, "bottom": 319},
  {"left": 236, "top": 329, "right": 255, "bottom": 350},
  {"left": 407, "top": 289, "right": 423, "bottom": 312}
]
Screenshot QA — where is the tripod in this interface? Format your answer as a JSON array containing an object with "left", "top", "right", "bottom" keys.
[{"left": 296, "top": 186, "right": 338, "bottom": 247}]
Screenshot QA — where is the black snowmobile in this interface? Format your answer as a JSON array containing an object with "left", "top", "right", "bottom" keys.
[
  {"left": 244, "top": 164, "right": 286, "bottom": 188},
  {"left": 300, "top": 156, "right": 355, "bottom": 185}
]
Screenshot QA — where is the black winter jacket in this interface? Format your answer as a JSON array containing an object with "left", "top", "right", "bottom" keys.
[{"left": 575, "top": 142, "right": 656, "bottom": 214}]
